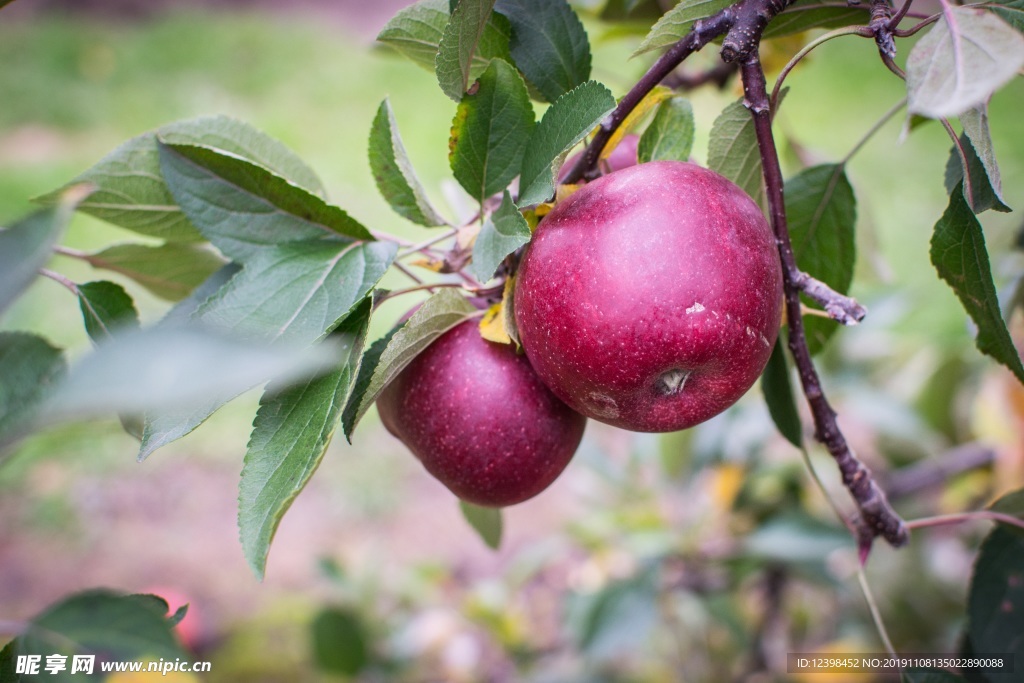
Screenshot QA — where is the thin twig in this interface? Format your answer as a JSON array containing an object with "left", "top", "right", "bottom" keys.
[
  {"left": 885, "top": 443, "right": 995, "bottom": 500},
  {"left": 887, "top": 0, "right": 916, "bottom": 29},
  {"left": 663, "top": 61, "right": 738, "bottom": 90},
  {"left": 893, "top": 13, "right": 940, "bottom": 37},
  {"left": 376, "top": 281, "right": 464, "bottom": 303},
  {"left": 740, "top": 54, "right": 908, "bottom": 553},
  {"left": 792, "top": 271, "right": 867, "bottom": 325},
  {"left": 39, "top": 268, "right": 79, "bottom": 295},
  {"left": 858, "top": 566, "right": 898, "bottom": 657},
  {"left": 770, "top": 25, "right": 871, "bottom": 116},
  {"left": 53, "top": 244, "right": 89, "bottom": 260},
  {"left": 397, "top": 227, "right": 459, "bottom": 259},
  {"left": 839, "top": 97, "right": 907, "bottom": 166},
  {"left": 906, "top": 510, "right": 1024, "bottom": 532},
  {"left": 392, "top": 261, "right": 430, "bottom": 288}
]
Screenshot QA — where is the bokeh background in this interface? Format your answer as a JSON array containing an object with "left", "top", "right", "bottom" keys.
[{"left": 2, "top": 1, "right": 1023, "bottom": 680}]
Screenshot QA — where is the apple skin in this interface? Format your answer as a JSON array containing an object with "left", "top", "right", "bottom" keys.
[
  {"left": 514, "top": 160, "right": 783, "bottom": 433},
  {"left": 376, "top": 320, "right": 586, "bottom": 507},
  {"left": 559, "top": 134, "right": 640, "bottom": 182}
]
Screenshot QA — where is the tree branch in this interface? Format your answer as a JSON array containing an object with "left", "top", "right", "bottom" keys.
[
  {"left": 739, "top": 53, "right": 909, "bottom": 553},
  {"left": 792, "top": 271, "right": 867, "bottom": 325}
]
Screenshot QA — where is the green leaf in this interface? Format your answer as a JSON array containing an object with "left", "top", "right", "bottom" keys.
[
  {"left": 341, "top": 323, "right": 402, "bottom": 442},
  {"left": 990, "top": 0, "right": 1024, "bottom": 33},
  {"left": 369, "top": 99, "right": 446, "bottom": 227},
  {"left": 638, "top": 96, "right": 695, "bottom": 164},
  {"left": 345, "top": 289, "right": 477, "bottom": 435},
  {"left": 707, "top": 98, "right": 766, "bottom": 214},
  {"left": 377, "top": 0, "right": 450, "bottom": 70},
  {"left": 785, "top": 164, "right": 857, "bottom": 354},
  {"left": 43, "top": 326, "right": 337, "bottom": 428},
  {"left": 138, "top": 241, "right": 395, "bottom": 460},
  {"left": 989, "top": 487, "right": 1024, "bottom": 526},
  {"left": 0, "top": 333, "right": 66, "bottom": 449},
  {"left": 4, "top": 589, "right": 185, "bottom": 681},
  {"left": 762, "top": 2, "right": 870, "bottom": 39},
  {"left": 311, "top": 607, "right": 370, "bottom": 676},
  {"left": 80, "top": 243, "right": 226, "bottom": 302},
  {"left": 761, "top": 339, "right": 802, "bottom": 449},
  {"left": 470, "top": 191, "right": 532, "bottom": 282},
  {"left": 494, "top": 0, "right": 592, "bottom": 102},
  {"left": 37, "top": 116, "right": 324, "bottom": 242},
  {"left": 77, "top": 281, "right": 140, "bottom": 342},
  {"left": 449, "top": 58, "right": 535, "bottom": 203},
  {"left": 158, "top": 142, "right": 374, "bottom": 261},
  {"left": 0, "top": 185, "right": 89, "bottom": 317},
  {"left": 518, "top": 80, "right": 616, "bottom": 206},
  {"left": 633, "top": 0, "right": 732, "bottom": 56},
  {"left": 459, "top": 500, "right": 503, "bottom": 549},
  {"left": 436, "top": 0, "right": 499, "bottom": 101},
  {"left": 744, "top": 512, "right": 853, "bottom": 565},
  {"left": 931, "top": 186, "right": 1024, "bottom": 383},
  {"left": 567, "top": 566, "right": 660, "bottom": 660},
  {"left": 240, "top": 299, "right": 372, "bottom": 580},
  {"left": 968, "top": 526, "right": 1024, "bottom": 682},
  {"left": 161, "top": 262, "right": 241, "bottom": 328},
  {"left": 944, "top": 104, "right": 1012, "bottom": 214},
  {"left": 906, "top": 6, "right": 1024, "bottom": 119},
  {"left": 902, "top": 669, "right": 971, "bottom": 683}
]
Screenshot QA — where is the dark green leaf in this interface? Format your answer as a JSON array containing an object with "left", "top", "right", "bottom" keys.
[
  {"left": 0, "top": 333, "right": 66, "bottom": 449},
  {"left": 944, "top": 104, "right": 1011, "bottom": 214},
  {"left": 763, "top": 2, "right": 870, "bottom": 39},
  {"left": 138, "top": 241, "right": 394, "bottom": 460},
  {"left": 377, "top": 0, "right": 450, "bottom": 71},
  {"left": 967, "top": 526, "right": 1024, "bottom": 682},
  {"left": 240, "top": 298, "right": 373, "bottom": 580},
  {"left": 638, "top": 96, "right": 695, "bottom": 164},
  {"left": 990, "top": 0, "right": 1024, "bottom": 33},
  {"left": 158, "top": 142, "right": 374, "bottom": 261},
  {"left": 989, "top": 488, "right": 1024, "bottom": 527},
  {"left": 761, "top": 339, "right": 802, "bottom": 449},
  {"left": 902, "top": 669, "right": 971, "bottom": 683},
  {"left": 81, "top": 243, "right": 226, "bottom": 302},
  {"left": 633, "top": 0, "right": 733, "bottom": 55},
  {"left": 5, "top": 589, "right": 185, "bottom": 682},
  {"left": 311, "top": 607, "right": 370, "bottom": 676},
  {"left": 369, "top": 99, "right": 447, "bottom": 227},
  {"left": 494, "top": 0, "right": 592, "bottom": 102},
  {"left": 0, "top": 186, "right": 88, "bottom": 317},
  {"left": 341, "top": 323, "right": 403, "bottom": 441},
  {"left": 567, "top": 566, "right": 660, "bottom": 660},
  {"left": 77, "top": 281, "right": 140, "bottom": 342},
  {"left": 470, "top": 191, "right": 531, "bottom": 282},
  {"left": 785, "top": 164, "right": 856, "bottom": 354},
  {"left": 518, "top": 80, "right": 616, "bottom": 206},
  {"left": 449, "top": 58, "right": 535, "bottom": 203},
  {"left": 347, "top": 289, "right": 477, "bottom": 435},
  {"left": 931, "top": 186, "right": 1024, "bottom": 383},
  {"left": 160, "top": 262, "right": 242, "bottom": 328},
  {"left": 707, "top": 98, "right": 766, "bottom": 214},
  {"left": 459, "top": 500, "right": 503, "bottom": 549},
  {"left": 436, "top": 0, "right": 498, "bottom": 101},
  {"left": 36, "top": 116, "right": 324, "bottom": 242},
  {"left": 906, "top": 7, "right": 1024, "bottom": 119}
]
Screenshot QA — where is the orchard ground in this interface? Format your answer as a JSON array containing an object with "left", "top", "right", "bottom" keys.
[{"left": 2, "top": 1, "right": 1024, "bottom": 679}]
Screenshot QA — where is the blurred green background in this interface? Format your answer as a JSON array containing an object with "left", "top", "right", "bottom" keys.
[{"left": 2, "top": 1, "right": 1023, "bottom": 681}]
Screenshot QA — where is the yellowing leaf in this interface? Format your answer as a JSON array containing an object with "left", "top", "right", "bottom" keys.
[
  {"left": 710, "top": 463, "right": 745, "bottom": 512},
  {"left": 479, "top": 301, "right": 512, "bottom": 344},
  {"left": 600, "top": 86, "right": 673, "bottom": 160}
]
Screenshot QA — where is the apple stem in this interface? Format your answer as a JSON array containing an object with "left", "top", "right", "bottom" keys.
[{"left": 739, "top": 53, "right": 909, "bottom": 555}]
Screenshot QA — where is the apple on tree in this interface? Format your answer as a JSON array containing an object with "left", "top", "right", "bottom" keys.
[
  {"left": 515, "top": 160, "right": 783, "bottom": 433},
  {"left": 376, "top": 320, "right": 586, "bottom": 508}
]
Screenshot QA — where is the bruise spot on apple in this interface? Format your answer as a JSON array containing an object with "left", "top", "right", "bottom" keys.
[
  {"left": 655, "top": 368, "right": 690, "bottom": 396},
  {"left": 587, "top": 391, "right": 620, "bottom": 419}
]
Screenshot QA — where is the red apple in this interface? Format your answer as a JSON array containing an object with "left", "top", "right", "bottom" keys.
[
  {"left": 514, "top": 160, "right": 783, "bottom": 433},
  {"left": 376, "top": 320, "right": 586, "bottom": 507},
  {"left": 559, "top": 134, "right": 640, "bottom": 182}
]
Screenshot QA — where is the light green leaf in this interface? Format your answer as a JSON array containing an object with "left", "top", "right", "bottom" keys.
[
  {"left": 1, "top": 589, "right": 185, "bottom": 681},
  {"left": 346, "top": 289, "right": 477, "bottom": 434},
  {"left": 459, "top": 500, "right": 503, "bottom": 549},
  {"left": 785, "top": 164, "right": 857, "bottom": 355},
  {"left": 436, "top": 0, "right": 499, "bottom": 101},
  {"left": 0, "top": 333, "right": 66, "bottom": 449},
  {"left": 906, "top": 6, "right": 1024, "bottom": 119},
  {"left": 761, "top": 339, "right": 802, "bottom": 449},
  {"left": 311, "top": 608, "right": 370, "bottom": 676},
  {"left": 944, "top": 104, "right": 1011, "bottom": 213},
  {"left": 449, "top": 58, "right": 535, "bottom": 203},
  {"left": 638, "top": 96, "right": 695, "bottom": 163},
  {"left": 633, "top": 0, "right": 732, "bottom": 55},
  {"left": 160, "top": 262, "right": 241, "bottom": 328},
  {"left": 80, "top": 243, "right": 226, "bottom": 302},
  {"left": 158, "top": 142, "right": 373, "bottom": 262},
  {"left": 931, "top": 185, "right": 1024, "bottom": 383},
  {"left": 763, "top": 2, "right": 869, "bottom": 39},
  {"left": 77, "top": 281, "right": 140, "bottom": 342},
  {"left": 968, "top": 526, "right": 1024, "bottom": 683},
  {"left": 495, "top": 0, "right": 592, "bottom": 102},
  {"left": 240, "top": 298, "right": 372, "bottom": 580},
  {"left": 36, "top": 116, "right": 324, "bottom": 242},
  {"left": 707, "top": 98, "right": 766, "bottom": 214},
  {"left": 518, "top": 80, "right": 616, "bottom": 206},
  {"left": 377, "top": 0, "right": 451, "bottom": 70},
  {"left": 470, "top": 190, "right": 531, "bottom": 282},
  {"left": 0, "top": 185, "right": 90, "bottom": 317},
  {"left": 368, "top": 99, "right": 447, "bottom": 227}
]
